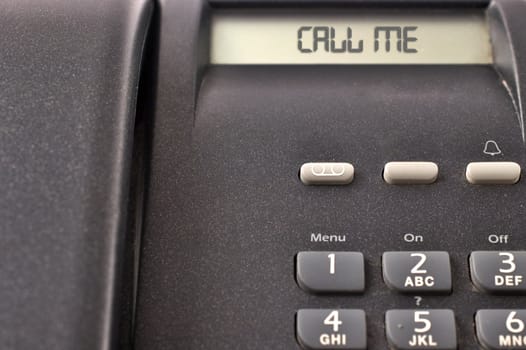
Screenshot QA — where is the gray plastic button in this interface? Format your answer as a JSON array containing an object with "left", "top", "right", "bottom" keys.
[
  {"left": 470, "top": 251, "right": 526, "bottom": 294},
  {"left": 297, "top": 309, "right": 366, "bottom": 349},
  {"left": 383, "top": 252, "right": 452, "bottom": 294},
  {"left": 385, "top": 309, "right": 457, "bottom": 350},
  {"left": 466, "top": 162, "right": 521, "bottom": 184},
  {"left": 300, "top": 162, "right": 354, "bottom": 185},
  {"left": 476, "top": 310, "right": 526, "bottom": 349},
  {"left": 383, "top": 162, "right": 439, "bottom": 185},
  {"left": 296, "top": 252, "right": 365, "bottom": 294}
]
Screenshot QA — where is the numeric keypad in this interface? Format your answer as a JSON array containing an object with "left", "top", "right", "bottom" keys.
[{"left": 295, "top": 250, "right": 526, "bottom": 349}]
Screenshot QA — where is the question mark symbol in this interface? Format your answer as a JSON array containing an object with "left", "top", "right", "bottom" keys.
[{"left": 414, "top": 296, "right": 422, "bottom": 306}]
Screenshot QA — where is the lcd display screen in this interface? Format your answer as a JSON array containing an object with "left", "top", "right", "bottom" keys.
[{"left": 210, "top": 11, "right": 493, "bottom": 64}]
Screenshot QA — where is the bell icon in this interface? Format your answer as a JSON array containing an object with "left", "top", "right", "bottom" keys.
[{"left": 483, "top": 140, "right": 502, "bottom": 156}]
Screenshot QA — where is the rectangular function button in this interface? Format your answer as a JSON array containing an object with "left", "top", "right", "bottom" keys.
[
  {"left": 382, "top": 252, "right": 452, "bottom": 294},
  {"left": 296, "top": 309, "right": 367, "bottom": 349},
  {"left": 296, "top": 252, "right": 365, "bottom": 294},
  {"left": 466, "top": 162, "right": 521, "bottom": 184},
  {"left": 386, "top": 309, "right": 457, "bottom": 350},
  {"left": 383, "top": 162, "right": 439, "bottom": 185},
  {"left": 300, "top": 162, "right": 354, "bottom": 185},
  {"left": 470, "top": 251, "right": 526, "bottom": 294},
  {"left": 476, "top": 310, "right": 526, "bottom": 349}
]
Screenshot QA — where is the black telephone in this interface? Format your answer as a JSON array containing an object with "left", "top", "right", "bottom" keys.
[{"left": 2, "top": 0, "right": 526, "bottom": 349}]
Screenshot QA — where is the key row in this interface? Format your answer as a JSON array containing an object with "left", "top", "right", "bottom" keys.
[
  {"left": 296, "top": 308, "right": 526, "bottom": 349},
  {"left": 296, "top": 251, "right": 526, "bottom": 294},
  {"left": 299, "top": 161, "right": 521, "bottom": 185}
]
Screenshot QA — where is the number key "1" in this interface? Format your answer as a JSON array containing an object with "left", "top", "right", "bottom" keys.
[{"left": 296, "top": 252, "right": 365, "bottom": 294}]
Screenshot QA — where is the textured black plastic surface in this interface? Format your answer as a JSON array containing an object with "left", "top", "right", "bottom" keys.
[
  {"left": 0, "top": 0, "right": 152, "bottom": 349},
  {"left": 137, "top": 64, "right": 526, "bottom": 349},
  {"left": 135, "top": 2, "right": 526, "bottom": 349}
]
